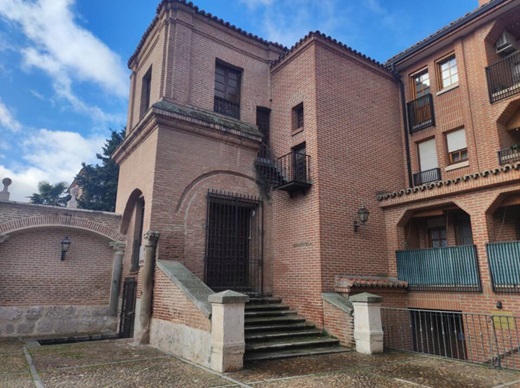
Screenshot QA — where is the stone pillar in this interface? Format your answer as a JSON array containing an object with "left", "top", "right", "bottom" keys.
[
  {"left": 208, "top": 290, "right": 249, "bottom": 372},
  {"left": 0, "top": 177, "right": 12, "bottom": 201},
  {"left": 109, "top": 241, "right": 126, "bottom": 316},
  {"left": 135, "top": 230, "right": 160, "bottom": 345},
  {"left": 351, "top": 292, "right": 384, "bottom": 355}
]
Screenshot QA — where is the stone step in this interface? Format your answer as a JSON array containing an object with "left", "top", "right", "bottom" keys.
[
  {"left": 246, "top": 336, "right": 340, "bottom": 352},
  {"left": 245, "top": 310, "right": 297, "bottom": 318},
  {"left": 245, "top": 304, "right": 289, "bottom": 311},
  {"left": 247, "top": 297, "right": 282, "bottom": 305},
  {"left": 244, "top": 346, "right": 350, "bottom": 362},
  {"left": 245, "top": 329, "right": 323, "bottom": 341},
  {"left": 245, "top": 322, "right": 316, "bottom": 332},
  {"left": 245, "top": 316, "right": 306, "bottom": 325}
]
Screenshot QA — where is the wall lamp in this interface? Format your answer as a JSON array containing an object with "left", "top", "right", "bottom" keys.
[
  {"left": 353, "top": 205, "right": 370, "bottom": 232},
  {"left": 61, "top": 236, "right": 71, "bottom": 261}
]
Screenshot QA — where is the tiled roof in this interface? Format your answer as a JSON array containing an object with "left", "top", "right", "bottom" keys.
[
  {"left": 272, "top": 31, "right": 390, "bottom": 72},
  {"left": 335, "top": 275, "right": 408, "bottom": 292},
  {"left": 377, "top": 162, "right": 520, "bottom": 202},
  {"left": 385, "top": 0, "right": 507, "bottom": 67},
  {"left": 128, "top": 0, "right": 286, "bottom": 67}
]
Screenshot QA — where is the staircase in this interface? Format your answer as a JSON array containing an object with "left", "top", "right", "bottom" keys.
[{"left": 244, "top": 297, "right": 348, "bottom": 362}]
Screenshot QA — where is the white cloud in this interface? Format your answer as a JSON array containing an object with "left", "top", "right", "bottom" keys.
[
  {"left": 0, "top": 128, "right": 106, "bottom": 202},
  {"left": 0, "top": 0, "right": 128, "bottom": 96},
  {"left": 239, "top": 0, "right": 273, "bottom": 9},
  {"left": 0, "top": 0, "right": 128, "bottom": 128},
  {"left": 0, "top": 98, "right": 21, "bottom": 132}
]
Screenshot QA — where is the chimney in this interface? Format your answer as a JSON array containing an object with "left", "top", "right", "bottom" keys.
[{"left": 478, "top": 0, "right": 491, "bottom": 6}]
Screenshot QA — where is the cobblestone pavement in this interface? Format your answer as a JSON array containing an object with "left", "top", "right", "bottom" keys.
[{"left": 2, "top": 338, "right": 520, "bottom": 387}]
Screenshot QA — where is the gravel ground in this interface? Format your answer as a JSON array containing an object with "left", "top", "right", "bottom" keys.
[{"left": 2, "top": 338, "right": 520, "bottom": 387}]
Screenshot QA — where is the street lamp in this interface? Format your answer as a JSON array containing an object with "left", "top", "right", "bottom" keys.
[
  {"left": 61, "top": 236, "right": 71, "bottom": 261},
  {"left": 354, "top": 205, "right": 370, "bottom": 232}
]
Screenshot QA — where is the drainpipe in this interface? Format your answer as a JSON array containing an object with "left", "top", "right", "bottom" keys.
[
  {"left": 135, "top": 230, "right": 160, "bottom": 345},
  {"left": 392, "top": 63, "right": 413, "bottom": 188}
]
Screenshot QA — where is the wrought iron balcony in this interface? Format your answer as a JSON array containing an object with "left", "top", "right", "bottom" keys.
[
  {"left": 413, "top": 167, "right": 441, "bottom": 186},
  {"left": 255, "top": 144, "right": 312, "bottom": 195},
  {"left": 407, "top": 93, "right": 435, "bottom": 133},
  {"left": 214, "top": 96, "right": 240, "bottom": 119},
  {"left": 274, "top": 151, "right": 312, "bottom": 195},
  {"left": 396, "top": 245, "right": 481, "bottom": 292},
  {"left": 486, "top": 51, "right": 520, "bottom": 103},
  {"left": 486, "top": 241, "right": 520, "bottom": 293},
  {"left": 498, "top": 145, "right": 520, "bottom": 165}
]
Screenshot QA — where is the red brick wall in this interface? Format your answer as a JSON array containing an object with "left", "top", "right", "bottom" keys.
[
  {"left": 152, "top": 269, "right": 210, "bottom": 332},
  {"left": 0, "top": 227, "right": 113, "bottom": 306},
  {"left": 322, "top": 300, "right": 354, "bottom": 347}
]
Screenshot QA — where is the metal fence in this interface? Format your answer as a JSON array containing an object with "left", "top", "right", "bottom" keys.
[
  {"left": 413, "top": 167, "right": 441, "bottom": 186},
  {"left": 382, "top": 307, "right": 520, "bottom": 370},
  {"left": 487, "top": 241, "right": 520, "bottom": 293},
  {"left": 407, "top": 93, "right": 435, "bottom": 133},
  {"left": 486, "top": 51, "right": 520, "bottom": 103}
]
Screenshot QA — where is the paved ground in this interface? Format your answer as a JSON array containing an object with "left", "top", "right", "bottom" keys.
[{"left": 2, "top": 338, "right": 520, "bottom": 387}]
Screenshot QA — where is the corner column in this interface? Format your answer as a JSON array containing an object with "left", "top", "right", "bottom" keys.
[
  {"left": 135, "top": 230, "right": 160, "bottom": 345},
  {"left": 109, "top": 241, "right": 126, "bottom": 316},
  {"left": 351, "top": 292, "right": 384, "bottom": 355},
  {"left": 208, "top": 290, "right": 249, "bottom": 372}
]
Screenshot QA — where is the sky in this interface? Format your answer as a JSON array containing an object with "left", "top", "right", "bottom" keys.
[{"left": 0, "top": 0, "right": 478, "bottom": 202}]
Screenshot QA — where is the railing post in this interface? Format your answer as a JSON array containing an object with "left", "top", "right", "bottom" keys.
[
  {"left": 351, "top": 292, "right": 384, "bottom": 355},
  {"left": 209, "top": 290, "right": 249, "bottom": 372}
]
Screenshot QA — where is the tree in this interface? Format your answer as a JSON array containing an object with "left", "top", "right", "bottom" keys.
[
  {"left": 29, "top": 181, "right": 68, "bottom": 207},
  {"left": 75, "top": 129, "right": 125, "bottom": 212}
]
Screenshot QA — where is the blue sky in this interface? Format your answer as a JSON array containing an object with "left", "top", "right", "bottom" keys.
[{"left": 0, "top": 0, "right": 477, "bottom": 201}]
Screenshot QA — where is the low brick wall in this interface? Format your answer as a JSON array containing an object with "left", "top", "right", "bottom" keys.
[
  {"left": 149, "top": 261, "right": 213, "bottom": 366},
  {"left": 322, "top": 293, "right": 354, "bottom": 347}
]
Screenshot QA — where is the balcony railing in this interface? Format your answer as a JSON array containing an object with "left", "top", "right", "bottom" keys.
[
  {"left": 407, "top": 93, "right": 435, "bottom": 133},
  {"left": 413, "top": 167, "right": 441, "bottom": 186},
  {"left": 486, "top": 51, "right": 520, "bottom": 103},
  {"left": 214, "top": 96, "right": 240, "bottom": 119},
  {"left": 486, "top": 241, "right": 520, "bottom": 293},
  {"left": 396, "top": 245, "right": 481, "bottom": 292},
  {"left": 274, "top": 151, "right": 312, "bottom": 194},
  {"left": 498, "top": 145, "right": 520, "bottom": 165}
]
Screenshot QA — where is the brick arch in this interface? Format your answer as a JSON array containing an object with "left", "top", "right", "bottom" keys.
[
  {"left": 175, "top": 170, "right": 257, "bottom": 213},
  {"left": 120, "top": 188, "right": 145, "bottom": 235},
  {"left": 0, "top": 215, "right": 124, "bottom": 241},
  {"left": 496, "top": 99, "right": 520, "bottom": 127}
]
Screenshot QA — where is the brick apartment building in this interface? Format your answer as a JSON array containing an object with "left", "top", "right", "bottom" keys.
[{"left": 113, "top": 0, "right": 520, "bottom": 363}]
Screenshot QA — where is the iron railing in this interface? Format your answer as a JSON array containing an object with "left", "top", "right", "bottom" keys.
[
  {"left": 204, "top": 190, "right": 263, "bottom": 296},
  {"left": 275, "top": 151, "right": 311, "bottom": 187},
  {"left": 214, "top": 96, "right": 240, "bottom": 119},
  {"left": 382, "top": 307, "right": 520, "bottom": 370},
  {"left": 498, "top": 146, "right": 520, "bottom": 165},
  {"left": 413, "top": 167, "right": 441, "bottom": 186},
  {"left": 396, "top": 245, "right": 481, "bottom": 291},
  {"left": 486, "top": 51, "right": 520, "bottom": 103},
  {"left": 407, "top": 93, "right": 435, "bottom": 133},
  {"left": 487, "top": 241, "right": 520, "bottom": 293},
  {"left": 255, "top": 142, "right": 284, "bottom": 187}
]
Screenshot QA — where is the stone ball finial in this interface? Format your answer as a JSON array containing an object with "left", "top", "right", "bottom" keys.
[
  {"left": 67, "top": 185, "right": 79, "bottom": 209},
  {"left": 2, "top": 177, "right": 12, "bottom": 190},
  {"left": 0, "top": 177, "right": 11, "bottom": 201},
  {"left": 70, "top": 186, "right": 79, "bottom": 197}
]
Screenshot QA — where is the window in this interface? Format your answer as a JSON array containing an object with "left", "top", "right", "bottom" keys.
[
  {"left": 446, "top": 128, "right": 467, "bottom": 164},
  {"left": 412, "top": 70, "right": 430, "bottom": 99},
  {"left": 418, "top": 138, "right": 438, "bottom": 172},
  {"left": 427, "top": 217, "right": 447, "bottom": 248},
  {"left": 292, "top": 103, "right": 304, "bottom": 130},
  {"left": 437, "top": 55, "right": 458, "bottom": 90},
  {"left": 214, "top": 61, "right": 241, "bottom": 119},
  {"left": 140, "top": 66, "right": 152, "bottom": 118}
]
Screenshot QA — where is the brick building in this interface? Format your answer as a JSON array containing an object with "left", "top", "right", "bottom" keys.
[{"left": 114, "top": 0, "right": 520, "bottom": 363}]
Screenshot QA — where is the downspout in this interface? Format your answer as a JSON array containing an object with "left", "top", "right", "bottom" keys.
[{"left": 392, "top": 63, "right": 413, "bottom": 188}]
